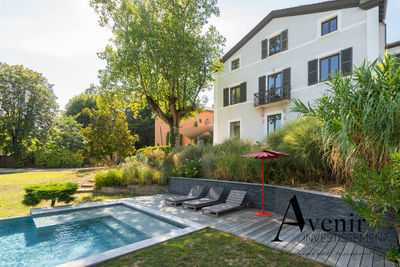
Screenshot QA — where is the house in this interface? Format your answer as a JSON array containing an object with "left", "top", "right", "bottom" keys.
[
  {"left": 155, "top": 108, "right": 214, "bottom": 146},
  {"left": 213, "top": 0, "right": 397, "bottom": 144}
]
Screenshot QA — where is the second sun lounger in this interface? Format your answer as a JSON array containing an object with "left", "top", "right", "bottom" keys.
[
  {"left": 202, "top": 190, "right": 248, "bottom": 217},
  {"left": 182, "top": 186, "right": 224, "bottom": 211},
  {"left": 165, "top": 185, "right": 205, "bottom": 207}
]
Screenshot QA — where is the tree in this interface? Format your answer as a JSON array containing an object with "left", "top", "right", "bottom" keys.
[
  {"left": 0, "top": 62, "right": 58, "bottom": 157},
  {"left": 91, "top": 0, "right": 225, "bottom": 148},
  {"left": 81, "top": 107, "right": 138, "bottom": 162},
  {"left": 51, "top": 116, "right": 85, "bottom": 153},
  {"left": 65, "top": 93, "right": 97, "bottom": 128},
  {"left": 126, "top": 106, "right": 155, "bottom": 149}
]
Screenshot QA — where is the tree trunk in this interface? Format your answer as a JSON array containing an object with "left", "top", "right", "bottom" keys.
[{"left": 169, "top": 119, "right": 180, "bottom": 149}]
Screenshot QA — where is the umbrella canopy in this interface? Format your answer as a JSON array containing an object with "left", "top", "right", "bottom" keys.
[{"left": 240, "top": 150, "right": 290, "bottom": 159}]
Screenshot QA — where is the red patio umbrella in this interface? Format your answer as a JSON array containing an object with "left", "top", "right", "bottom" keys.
[{"left": 240, "top": 150, "right": 289, "bottom": 217}]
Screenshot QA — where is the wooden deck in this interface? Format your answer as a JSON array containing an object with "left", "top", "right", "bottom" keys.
[{"left": 125, "top": 194, "right": 395, "bottom": 267}]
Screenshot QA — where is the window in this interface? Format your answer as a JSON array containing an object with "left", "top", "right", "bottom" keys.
[
  {"left": 230, "top": 121, "right": 240, "bottom": 138},
  {"left": 268, "top": 72, "right": 282, "bottom": 98},
  {"left": 231, "top": 58, "right": 240, "bottom": 71},
  {"left": 199, "top": 119, "right": 202, "bottom": 123},
  {"left": 267, "top": 114, "right": 281, "bottom": 135},
  {"left": 321, "top": 17, "right": 337, "bottom": 36},
  {"left": 320, "top": 54, "right": 339, "bottom": 81},
  {"left": 230, "top": 85, "right": 241, "bottom": 105},
  {"left": 269, "top": 35, "right": 281, "bottom": 56},
  {"left": 223, "top": 82, "right": 247, "bottom": 107}
]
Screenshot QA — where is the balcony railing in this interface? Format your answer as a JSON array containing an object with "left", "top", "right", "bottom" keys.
[{"left": 254, "top": 86, "right": 291, "bottom": 107}]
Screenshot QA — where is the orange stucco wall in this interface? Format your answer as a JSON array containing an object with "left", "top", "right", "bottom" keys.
[{"left": 155, "top": 109, "right": 214, "bottom": 146}]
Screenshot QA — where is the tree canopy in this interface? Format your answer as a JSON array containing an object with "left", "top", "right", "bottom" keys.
[
  {"left": 91, "top": 0, "right": 225, "bottom": 147},
  {"left": 65, "top": 93, "right": 97, "bottom": 128},
  {"left": 0, "top": 62, "right": 58, "bottom": 157}
]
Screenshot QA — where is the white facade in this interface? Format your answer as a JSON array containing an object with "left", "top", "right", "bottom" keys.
[{"left": 214, "top": 2, "right": 388, "bottom": 144}]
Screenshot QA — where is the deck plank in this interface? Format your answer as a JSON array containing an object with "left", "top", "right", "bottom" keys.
[
  {"left": 123, "top": 195, "right": 379, "bottom": 267},
  {"left": 336, "top": 242, "right": 356, "bottom": 266},
  {"left": 347, "top": 244, "right": 364, "bottom": 267}
]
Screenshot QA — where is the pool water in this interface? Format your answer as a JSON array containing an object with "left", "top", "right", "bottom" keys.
[{"left": 0, "top": 204, "right": 184, "bottom": 266}]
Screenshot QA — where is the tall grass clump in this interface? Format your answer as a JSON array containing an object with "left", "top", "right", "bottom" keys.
[
  {"left": 265, "top": 117, "right": 332, "bottom": 183},
  {"left": 95, "top": 169, "right": 126, "bottom": 189},
  {"left": 292, "top": 56, "right": 400, "bottom": 180}
]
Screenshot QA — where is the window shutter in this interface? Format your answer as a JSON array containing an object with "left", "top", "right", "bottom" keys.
[
  {"left": 341, "top": 47, "right": 353, "bottom": 75},
  {"left": 258, "top": 76, "right": 266, "bottom": 92},
  {"left": 282, "top": 68, "right": 291, "bottom": 88},
  {"left": 281, "top": 29, "right": 288, "bottom": 51},
  {"left": 261, "top": 39, "right": 268, "bottom": 59},
  {"left": 223, "top": 88, "right": 229, "bottom": 107},
  {"left": 240, "top": 82, "right": 247, "bottom": 103},
  {"left": 308, "top": 59, "right": 318, "bottom": 85}
]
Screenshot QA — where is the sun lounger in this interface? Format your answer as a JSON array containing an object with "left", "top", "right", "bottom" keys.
[
  {"left": 165, "top": 185, "right": 205, "bottom": 207},
  {"left": 202, "top": 190, "right": 248, "bottom": 217},
  {"left": 182, "top": 186, "right": 224, "bottom": 211}
]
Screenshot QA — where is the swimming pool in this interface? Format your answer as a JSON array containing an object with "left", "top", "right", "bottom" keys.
[{"left": 0, "top": 201, "right": 204, "bottom": 266}]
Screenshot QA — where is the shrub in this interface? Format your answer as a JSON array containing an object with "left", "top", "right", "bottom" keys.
[
  {"left": 95, "top": 166, "right": 167, "bottom": 189},
  {"left": 94, "top": 169, "right": 126, "bottom": 189},
  {"left": 264, "top": 117, "right": 332, "bottom": 183},
  {"left": 342, "top": 153, "right": 400, "bottom": 230},
  {"left": 22, "top": 183, "right": 78, "bottom": 207},
  {"left": 172, "top": 159, "right": 203, "bottom": 178},
  {"left": 136, "top": 146, "right": 170, "bottom": 155},
  {"left": 34, "top": 149, "right": 84, "bottom": 168}
]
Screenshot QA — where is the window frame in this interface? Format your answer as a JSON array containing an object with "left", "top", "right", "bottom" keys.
[
  {"left": 267, "top": 114, "right": 282, "bottom": 136},
  {"left": 321, "top": 16, "right": 338, "bottom": 36},
  {"left": 319, "top": 53, "right": 339, "bottom": 82},
  {"left": 269, "top": 34, "right": 282, "bottom": 56},
  {"left": 230, "top": 85, "right": 241, "bottom": 105},
  {"left": 231, "top": 58, "right": 240, "bottom": 71},
  {"left": 229, "top": 121, "right": 241, "bottom": 139}
]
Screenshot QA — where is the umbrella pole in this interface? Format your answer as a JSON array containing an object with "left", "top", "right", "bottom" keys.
[
  {"left": 254, "top": 158, "right": 273, "bottom": 217},
  {"left": 262, "top": 158, "right": 265, "bottom": 213}
]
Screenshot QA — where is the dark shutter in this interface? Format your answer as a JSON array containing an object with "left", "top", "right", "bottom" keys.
[
  {"left": 308, "top": 59, "right": 318, "bottom": 85},
  {"left": 283, "top": 68, "right": 291, "bottom": 99},
  {"left": 240, "top": 82, "right": 247, "bottom": 103},
  {"left": 282, "top": 68, "right": 291, "bottom": 88},
  {"left": 223, "top": 88, "right": 229, "bottom": 107},
  {"left": 341, "top": 47, "right": 353, "bottom": 75},
  {"left": 261, "top": 39, "right": 268, "bottom": 59},
  {"left": 281, "top": 29, "right": 288, "bottom": 51},
  {"left": 258, "top": 76, "right": 266, "bottom": 105},
  {"left": 258, "top": 76, "right": 266, "bottom": 92}
]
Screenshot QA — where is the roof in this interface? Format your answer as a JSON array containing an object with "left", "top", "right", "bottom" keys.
[
  {"left": 221, "top": 0, "right": 387, "bottom": 63},
  {"left": 387, "top": 41, "right": 400, "bottom": 49}
]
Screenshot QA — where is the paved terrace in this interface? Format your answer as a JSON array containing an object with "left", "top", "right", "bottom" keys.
[{"left": 125, "top": 194, "right": 395, "bottom": 267}]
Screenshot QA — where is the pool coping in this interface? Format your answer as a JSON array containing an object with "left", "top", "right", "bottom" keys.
[{"left": 29, "top": 199, "right": 205, "bottom": 267}]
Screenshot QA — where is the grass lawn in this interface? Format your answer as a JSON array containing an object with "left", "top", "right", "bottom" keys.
[
  {"left": 0, "top": 169, "right": 137, "bottom": 218},
  {"left": 100, "top": 228, "right": 325, "bottom": 267}
]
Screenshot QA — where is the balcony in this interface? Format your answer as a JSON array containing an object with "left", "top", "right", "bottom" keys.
[{"left": 254, "top": 86, "right": 291, "bottom": 107}]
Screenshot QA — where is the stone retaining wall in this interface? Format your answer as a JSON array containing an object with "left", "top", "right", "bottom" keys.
[
  {"left": 98, "top": 184, "right": 168, "bottom": 195},
  {"left": 168, "top": 176, "right": 397, "bottom": 253}
]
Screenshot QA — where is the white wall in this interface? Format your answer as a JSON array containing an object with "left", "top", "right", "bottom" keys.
[{"left": 214, "top": 6, "right": 384, "bottom": 144}]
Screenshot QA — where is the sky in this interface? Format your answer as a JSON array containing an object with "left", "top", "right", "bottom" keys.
[{"left": 0, "top": 0, "right": 399, "bottom": 110}]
